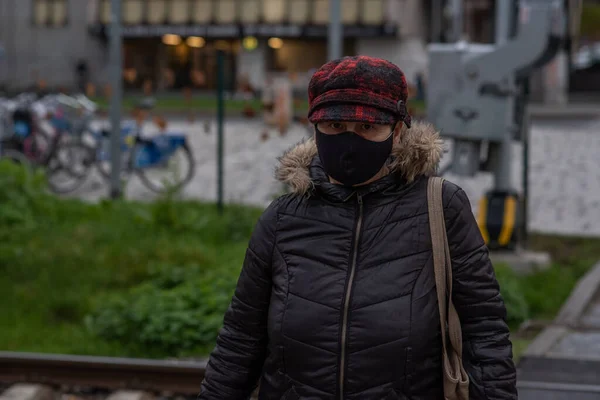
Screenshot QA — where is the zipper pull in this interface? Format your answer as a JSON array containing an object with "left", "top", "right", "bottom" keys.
[{"left": 357, "top": 194, "right": 363, "bottom": 205}]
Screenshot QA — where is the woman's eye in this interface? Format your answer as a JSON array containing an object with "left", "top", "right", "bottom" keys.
[
  {"left": 361, "top": 124, "right": 373, "bottom": 130},
  {"left": 330, "top": 123, "right": 343, "bottom": 130}
]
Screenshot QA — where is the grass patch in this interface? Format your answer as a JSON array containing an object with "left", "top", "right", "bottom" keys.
[
  {"left": 0, "top": 160, "right": 262, "bottom": 358},
  {"left": 497, "top": 234, "right": 600, "bottom": 361},
  {"left": 89, "top": 94, "right": 425, "bottom": 116},
  {"left": 1, "top": 160, "right": 598, "bottom": 361}
]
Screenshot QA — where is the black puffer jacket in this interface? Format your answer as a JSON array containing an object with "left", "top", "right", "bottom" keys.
[{"left": 199, "top": 122, "right": 517, "bottom": 400}]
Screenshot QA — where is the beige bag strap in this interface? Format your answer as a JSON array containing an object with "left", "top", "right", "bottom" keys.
[{"left": 427, "top": 177, "right": 468, "bottom": 389}]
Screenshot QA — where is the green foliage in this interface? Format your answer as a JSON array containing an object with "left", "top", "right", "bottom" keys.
[
  {"left": 85, "top": 261, "right": 241, "bottom": 355},
  {"left": 1, "top": 161, "right": 600, "bottom": 359},
  {"left": 0, "top": 162, "right": 262, "bottom": 357},
  {"left": 495, "top": 256, "right": 595, "bottom": 331},
  {"left": 0, "top": 160, "right": 50, "bottom": 227},
  {"left": 494, "top": 265, "right": 531, "bottom": 329}
]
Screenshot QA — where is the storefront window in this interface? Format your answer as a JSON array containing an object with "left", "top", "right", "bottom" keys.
[
  {"left": 361, "top": 0, "right": 384, "bottom": 25},
  {"left": 192, "top": 0, "right": 212, "bottom": 23},
  {"left": 312, "top": 0, "right": 329, "bottom": 25},
  {"left": 147, "top": 0, "right": 167, "bottom": 24},
  {"left": 240, "top": 0, "right": 260, "bottom": 23},
  {"left": 342, "top": 0, "right": 359, "bottom": 24},
  {"left": 216, "top": 0, "right": 236, "bottom": 23},
  {"left": 288, "top": 0, "right": 309, "bottom": 24},
  {"left": 123, "top": 0, "right": 144, "bottom": 25},
  {"left": 263, "top": 0, "right": 286, "bottom": 23},
  {"left": 169, "top": 0, "right": 190, "bottom": 24}
]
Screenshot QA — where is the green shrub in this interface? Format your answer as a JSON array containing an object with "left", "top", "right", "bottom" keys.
[
  {"left": 0, "top": 160, "right": 51, "bottom": 227},
  {"left": 519, "top": 260, "right": 591, "bottom": 320},
  {"left": 494, "top": 265, "right": 530, "bottom": 329},
  {"left": 0, "top": 161, "right": 262, "bottom": 357},
  {"left": 85, "top": 260, "right": 242, "bottom": 355},
  {"left": 495, "top": 257, "right": 596, "bottom": 331}
]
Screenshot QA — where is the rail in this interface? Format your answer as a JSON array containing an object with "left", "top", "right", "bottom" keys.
[{"left": 0, "top": 352, "right": 207, "bottom": 396}]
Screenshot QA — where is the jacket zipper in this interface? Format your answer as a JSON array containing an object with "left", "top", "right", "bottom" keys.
[{"left": 339, "top": 194, "right": 364, "bottom": 400}]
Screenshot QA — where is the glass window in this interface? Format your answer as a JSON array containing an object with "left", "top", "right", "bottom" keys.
[
  {"left": 361, "top": 0, "right": 384, "bottom": 25},
  {"left": 312, "top": 0, "right": 329, "bottom": 25},
  {"left": 240, "top": 0, "right": 260, "bottom": 23},
  {"left": 33, "top": 0, "right": 68, "bottom": 26},
  {"left": 100, "top": 0, "right": 111, "bottom": 24},
  {"left": 342, "top": 0, "right": 359, "bottom": 24},
  {"left": 192, "top": 0, "right": 212, "bottom": 23},
  {"left": 50, "top": 0, "right": 68, "bottom": 26},
  {"left": 123, "top": 0, "right": 144, "bottom": 25},
  {"left": 33, "top": 0, "right": 50, "bottom": 25},
  {"left": 288, "top": 0, "right": 309, "bottom": 24},
  {"left": 263, "top": 0, "right": 285, "bottom": 23},
  {"left": 216, "top": 0, "right": 236, "bottom": 23},
  {"left": 147, "top": 0, "right": 167, "bottom": 24},
  {"left": 169, "top": 0, "right": 190, "bottom": 24}
]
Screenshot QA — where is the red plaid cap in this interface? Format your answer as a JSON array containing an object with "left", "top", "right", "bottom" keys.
[{"left": 307, "top": 56, "right": 412, "bottom": 128}]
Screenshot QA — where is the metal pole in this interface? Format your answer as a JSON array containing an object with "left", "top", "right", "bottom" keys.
[
  {"left": 216, "top": 50, "right": 225, "bottom": 214},
  {"left": 451, "top": 0, "right": 463, "bottom": 42},
  {"left": 495, "top": 0, "right": 512, "bottom": 45},
  {"left": 431, "top": 0, "right": 443, "bottom": 42},
  {"left": 521, "top": 106, "right": 530, "bottom": 248},
  {"left": 493, "top": 0, "right": 514, "bottom": 192},
  {"left": 109, "top": 0, "right": 123, "bottom": 199},
  {"left": 328, "top": 0, "right": 343, "bottom": 61}
]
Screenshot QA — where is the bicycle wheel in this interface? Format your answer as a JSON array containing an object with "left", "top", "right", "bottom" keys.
[
  {"left": 135, "top": 142, "right": 195, "bottom": 194},
  {"left": 46, "top": 142, "right": 95, "bottom": 194},
  {"left": 96, "top": 144, "right": 133, "bottom": 182}
]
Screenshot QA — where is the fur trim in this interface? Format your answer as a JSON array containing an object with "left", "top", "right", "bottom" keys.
[{"left": 275, "top": 121, "right": 444, "bottom": 195}]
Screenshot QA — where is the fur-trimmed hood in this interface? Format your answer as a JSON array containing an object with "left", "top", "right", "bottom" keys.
[{"left": 275, "top": 121, "right": 444, "bottom": 195}]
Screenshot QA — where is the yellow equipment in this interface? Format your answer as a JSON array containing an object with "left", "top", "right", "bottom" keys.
[{"left": 477, "top": 191, "right": 520, "bottom": 250}]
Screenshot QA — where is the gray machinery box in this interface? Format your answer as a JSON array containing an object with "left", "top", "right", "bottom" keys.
[{"left": 427, "top": 43, "right": 509, "bottom": 143}]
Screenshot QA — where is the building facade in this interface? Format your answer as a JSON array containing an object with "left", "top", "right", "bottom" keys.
[
  {"left": 0, "top": 0, "right": 431, "bottom": 93},
  {"left": 0, "top": 0, "right": 106, "bottom": 92}
]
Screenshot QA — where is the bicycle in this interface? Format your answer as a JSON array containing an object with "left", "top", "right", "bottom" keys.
[
  {"left": 92, "top": 117, "right": 196, "bottom": 194},
  {"left": 1, "top": 93, "right": 100, "bottom": 194},
  {"left": 69, "top": 100, "right": 196, "bottom": 194}
]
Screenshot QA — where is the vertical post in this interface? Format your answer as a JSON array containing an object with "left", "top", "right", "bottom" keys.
[
  {"left": 450, "top": 0, "right": 463, "bottom": 42},
  {"left": 109, "top": 0, "right": 123, "bottom": 199},
  {"left": 493, "top": 0, "right": 514, "bottom": 193},
  {"left": 521, "top": 105, "right": 530, "bottom": 248},
  {"left": 431, "top": 0, "right": 443, "bottom": 42},
  {"left": 216, "top": 50, "right": 225, "bottom": 214},
  {"left": 495, "top": 0, "right": 512, "bottom": 45},
  {"left": 328, "top": 0, "right": 342, "bottom": 61}
]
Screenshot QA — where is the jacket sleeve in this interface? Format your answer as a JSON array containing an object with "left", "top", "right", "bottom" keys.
[
  {"left": 198, "top": 199, "right": 279, "bottom": 400},
  {"left": 443, "top": 185, "right": 518, "bottom": 400}
]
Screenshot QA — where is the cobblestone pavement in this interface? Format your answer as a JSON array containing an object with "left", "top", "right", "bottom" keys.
[{"left": 68, "top": 117, "right": 600, "bottom": 237}]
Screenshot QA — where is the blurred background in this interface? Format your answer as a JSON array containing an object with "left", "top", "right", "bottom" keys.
[{"left": 1, "top": 1, "right": 600, "bottom": 399}]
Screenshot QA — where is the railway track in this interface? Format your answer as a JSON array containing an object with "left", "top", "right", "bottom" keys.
[{"left": 0, "top": 352, "right": 208, "bottom": 399}]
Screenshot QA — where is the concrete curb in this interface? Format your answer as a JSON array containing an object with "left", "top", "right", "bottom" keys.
[{"left": 555, "top": 261, "right": 600, "bottom": 328}]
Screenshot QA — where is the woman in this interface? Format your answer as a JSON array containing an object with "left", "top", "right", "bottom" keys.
[{"left": 198, "top": 56, "right": 517, "bottom": 400}]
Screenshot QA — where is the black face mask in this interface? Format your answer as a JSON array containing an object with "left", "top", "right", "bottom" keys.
[{"left": 315, "top": 125, "right": 395, "bottom": 187}]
